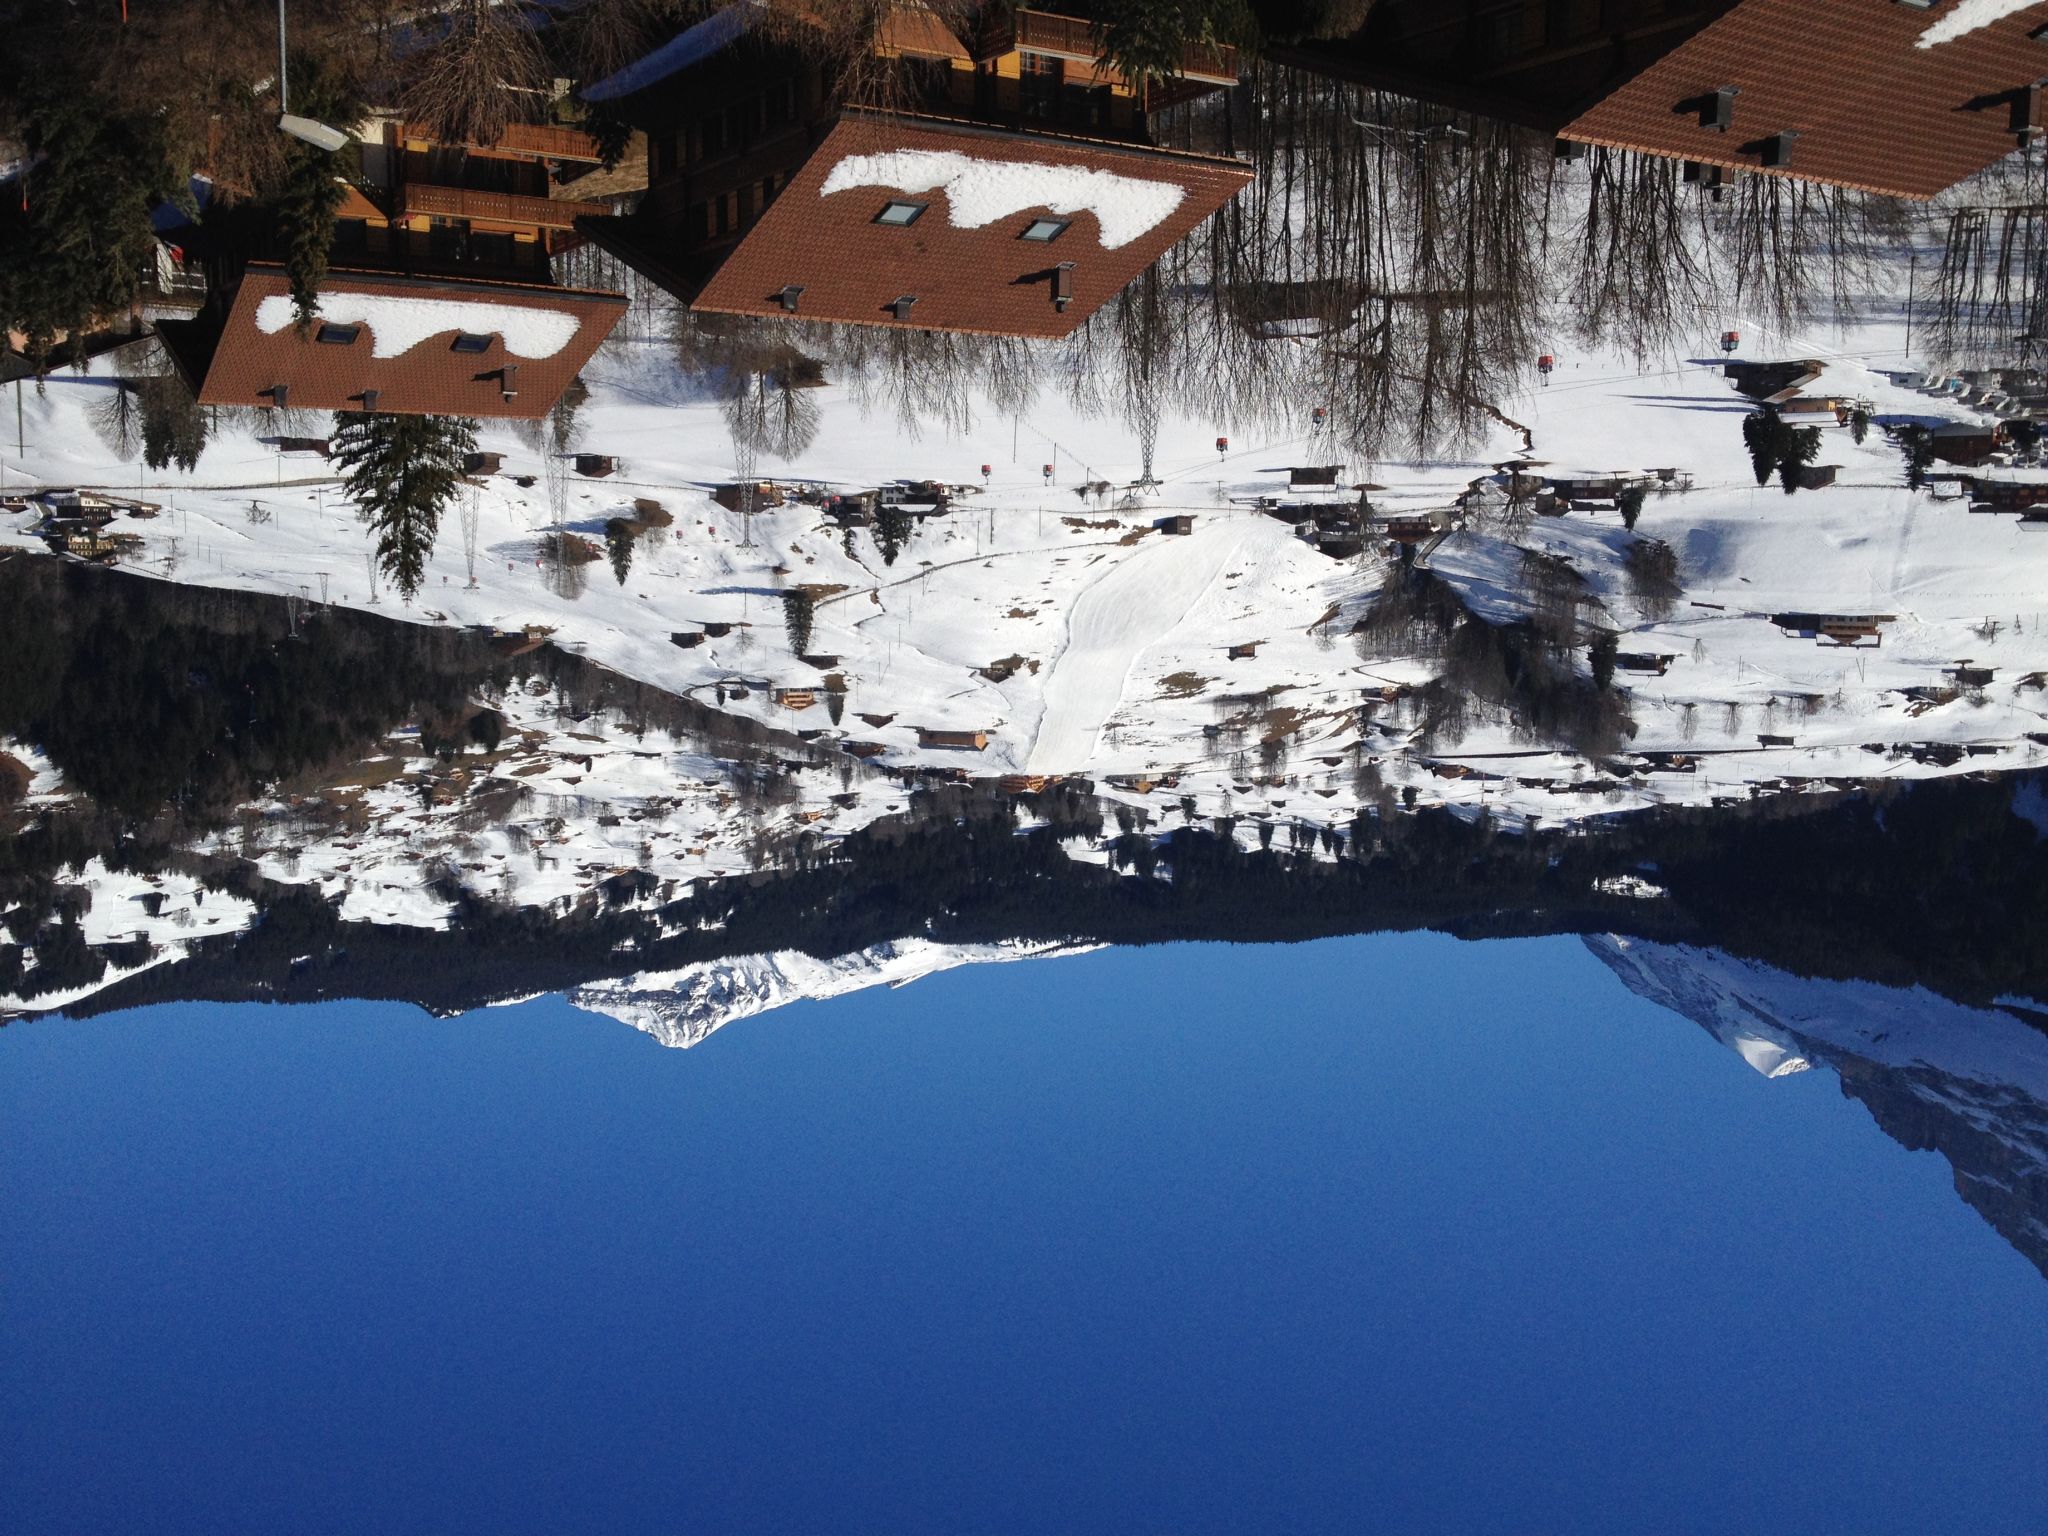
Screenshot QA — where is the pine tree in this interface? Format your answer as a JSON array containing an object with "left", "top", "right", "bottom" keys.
[
  {"left": 271, "top": 52, "right": 360, "bottom": 329},
  {"left": 1616, "top": 485, "right": 1646, "bottom": 531},
  {"left": 1742, "top": 408, "right": 1780, "bottom": 487},
  {"left": 139, "top": 375, "right": 208, "bottom": 472},
  {"left": 782, "top": 588, "right": 816, "bottom": 655},
  {"left": 874, "top": 504, "right": 913, "bottom": 567},
  {"left": 331, "top": 412, "right": 477, "bottom": 603},
  {"left": 605, "top": 519, "right": 636, "bottom": 586},
  {"left": 0, "top": 80, "right": 187, "bottom": 377},
  {"left": 1588, "top": 630, "right": 1619, "bottom": 691},
  {"left": 1850, "top": 408, "right": 1871, "bottom": 446}
]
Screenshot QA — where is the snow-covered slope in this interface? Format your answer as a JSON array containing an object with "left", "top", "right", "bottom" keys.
[
  {"left": 1590, "top": 935, "right": 2048, "bottom": 1275},
  {"left": 568, "top": 936, "right": 1098, "bottom": 1048}
]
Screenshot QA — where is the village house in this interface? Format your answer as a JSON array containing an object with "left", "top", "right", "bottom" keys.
[
  {"left": 575, "top": 2, "right": 1250, "bottom": 337},
  {"left": 917, "top": 727, "right": 990, "bottom": 751},
  {"left": 156, "top": 116, "right": 628, "bottom": 419},
  {"left": 1274, "top": 0, "right": 2048, "bottom": 199}
]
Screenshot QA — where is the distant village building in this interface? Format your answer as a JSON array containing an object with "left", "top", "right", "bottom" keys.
[
  {"left": 917, "top": 727, "right": 990, "bottom": 751},
  {"left": 575, "top": 4, "right": 1250, "bottom": 338},
  {"left": 1155, "top": 514, "right": 1195, "bottom": 535},
  {"left": 1273, "top": 1, "right": 2048, "bottom": 199}
]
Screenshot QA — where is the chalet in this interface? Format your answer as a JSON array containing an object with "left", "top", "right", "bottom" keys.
[
  {"left": 1947, "top": 664, "right": 1996, "bottom": 688},
  {"left": 997, "top": 774, "right": 1054, "bottom": 794},
  {"left": 274, "top": 435, "right": 331, "bottom": 456},
  {"left": 575, "top": 453, "right": 618, "bottom": 477},
  {"left": 1155, "top": 514, "right": 1195, "bottom": 535},
  {"left": 1968, "top": 476, "right": 2048, "bottom": 512},
  {"left": 1271, "top": 1, "right": 2048, "bottom": 200},
  {"left": 1260, "top": 501, "right": 1320, "bottom": 525},
  {"left": 1929, "top": 423, "right": 2002, "bottom": 467},
  {"left": 774, "top": 687, "right": 818, "bottom": 710},
  {"left": 670, "top": 631, "right": 706, "bottom": 649},
  {"left": 463, "top": 451, "right": 505, "bottom": 475},
  {"left": 1288, "top": 465, "right": 1343, "bottom": 487},
  {"left": 1777, "top": 396, "right": 1845, "bottom": 419},
  {"left": 1783, "top": 463, "right": 1837, "bottom": 490},
  {"left": 575, "top": 4, "right": 1249, "bottom": 339},
  {"left": 702, "top": 621, "right": 735, "bottom": 638},
  {"left": 1548, "top": 473, "right": 1626, "bottom": 500},
  {"left": 1757, "top": 734, "right": 1797, "bottom": 748},
  {"left": 713, "top": 480, "right": 785, "bottom": 511},
  {"left": 824, "top": 491, "right": 879, "bottom": 525},
  {"left": 156, "top": 115, "right": 627, "bottom": 420},
  {"left": 1724, "top": 360, "right": 1825, "bottom": 403},
  {"left": 1614, "top": 652, "right": 1676, "bottom": 675},
  {"left": 1227, "top": 641, "right": 1260, "bottom": 660},
  {"left": 843, "top": 740, "right": 888, "bottom": 759},
  {"left": 1772, "top": 611, "right": 1895, "bottom": 647},
  {"left": 799, "top": 653, "right": 841, "bottom": 669},
  {"left": 917, "top": 727, "right": 990, "bottom": 751}
]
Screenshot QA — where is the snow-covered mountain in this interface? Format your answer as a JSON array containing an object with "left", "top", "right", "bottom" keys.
[
  {"left": 1589, "top": 935, "right": 2048, "bottom": 1277},
  {"left": 568, "top": 936, "right": 1099, "bottom": 1048}
]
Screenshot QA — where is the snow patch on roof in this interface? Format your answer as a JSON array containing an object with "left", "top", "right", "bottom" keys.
[
  {"left": 819, "top": 149, "right": 1187, "bottom": 250},
  {"left": 1917, "top": 0, "right": 2043, "bottom": 48},
  {"left": 255, "top": 292, "right": 581, "bottom": 360},
  {"left": 581, "top": 0, "right": 763, "bottom": 101}
]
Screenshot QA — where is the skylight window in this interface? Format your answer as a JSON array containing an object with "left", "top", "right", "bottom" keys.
[
  {"left": 449, "top": 332, "right": 494, "bottom": 354},
  {"left": 1019, "top": 218, "right": 1070, "bottom": 243},
  {"left": 873, "top": 201, "right": 927, "bottom": 227},
  {"left": 315, "top": 323, "right": 361, "bottom": 346}
]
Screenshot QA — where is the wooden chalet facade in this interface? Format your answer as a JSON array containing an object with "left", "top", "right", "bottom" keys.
[
  {"left": 576, "top": 3, "right": 1249, "bottom": 338},
  {"left": 1275, "top": 0, "right": 2048, "bottom": 199}
]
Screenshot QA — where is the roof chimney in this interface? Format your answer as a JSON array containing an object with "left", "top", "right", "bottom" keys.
[
  {"left": 2013, "top": 83, "right": 2041, "bottom": 147},
  {"left": 267, "top": 384, "right": 289, "bottom": 411},
  {"left": 778, "top": 284, "right": 805, "bottom": 314},
  {"left": 1759, "top": 131, "right": 1800, "bottom": 168},
  {"left": 1053, "top": 262, "right": 1075, "bottom": 313},
  {"left": 1701, "top": 86, "right": 1738, "bottom": 133},
  {"left": 360, "top": 388, "right": 380, "bottom": 413},
  {"left": 890, "top": 295, "right": 916, "bottom": 321},
  {"left": 499, "top": 363, "right": 519, "bottom": 403}
]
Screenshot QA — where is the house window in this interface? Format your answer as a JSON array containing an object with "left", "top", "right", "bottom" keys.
[
  {"left": 315, "top": 323, "right": 360, "bottom": 345},
  {"left": 874, "top": 200, "right": 927, "bottom": 227},
  {"left": 1022, "top": 51, "right": 1062, "bottom": 121},
  {"left": 1019, "top": 217, "right": 1070, "bottom": 243},
  {"left": 450, "top": 333, "right": 493, "bottom": 354}
]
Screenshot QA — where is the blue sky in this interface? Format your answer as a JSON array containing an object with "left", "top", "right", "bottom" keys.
[{"left": 5, "top": 932, "right": 2046, "bottom": 1534}]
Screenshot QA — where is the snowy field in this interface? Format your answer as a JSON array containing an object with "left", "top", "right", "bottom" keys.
[{"left": 7, "top": 287, "right": 2048, "bottom": 871}]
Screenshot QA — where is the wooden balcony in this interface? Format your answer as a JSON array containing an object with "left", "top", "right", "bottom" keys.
[
  {"left": 401, "top": 120, "right": 608, "bottom": 163},
  {"left": 398, "top": 182, "right": 610, "bottom": 230},
  {"left": 985, "top": 10, "right": 1239, "bottom": 85}
]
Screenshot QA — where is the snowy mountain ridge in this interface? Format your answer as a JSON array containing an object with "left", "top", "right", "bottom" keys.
[
  {"left": 568, "top": 936, "right": 1099, "bottom": 1048},
  {"left": 1589, "top": 935, "right": 2048, "bottom": 1275}
]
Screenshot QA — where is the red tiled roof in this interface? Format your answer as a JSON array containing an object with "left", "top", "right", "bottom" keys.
[
  {"left": 1561, "top": 0, "right": 2048, "bottom": 199},
  {"left": 687, "top": 113, "right": 1251, "bottom": 338},
  {"left": 180, "top": 264, "right": 625, "bottom": 419}
]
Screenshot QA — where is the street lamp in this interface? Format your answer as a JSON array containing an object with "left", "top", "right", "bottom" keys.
[{"left": 275, "top": 1, "right": 347, "bottom": 153}]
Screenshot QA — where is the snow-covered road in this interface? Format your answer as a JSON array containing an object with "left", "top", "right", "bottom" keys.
[{"left": 1026, "top": 518, "right": 1260, "bottom": 771}]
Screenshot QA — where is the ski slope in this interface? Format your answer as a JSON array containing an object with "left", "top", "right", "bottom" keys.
[{"left": 1028, "top": 517, "right": 1264, "bottom": 771}]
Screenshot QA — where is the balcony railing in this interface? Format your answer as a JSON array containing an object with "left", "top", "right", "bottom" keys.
[
  {"left": 401, "top": 120, "right": 608, "bottom": 163},
  {"left": 397, "top": 182, "right": 610, "bottom": 229},
  {"left": 993, "top": 11, "right": 1240, "bottom": 85}
]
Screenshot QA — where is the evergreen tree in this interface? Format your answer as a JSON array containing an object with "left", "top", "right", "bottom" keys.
[
  {"left": 0, "top": 80, "right": 187, "bottom": 377},
  {"left": 1091, "top": 0, "right": 1256, "bottom": 90},
  {"left": 1615, "top": 485, "right": 1646, "bottom": 531},
  {"left": 782, "top": 589, "right": 816, "bottom": 655},
  {"left": 1849, "top": 407, "right": 1871, "bottom": 446},
  {"left": 271, "top": 53, "right": 361, "bottom": 329},
  {"left": 1588, "top": 630, "right": 1619, "bottom": 691},
  {"left": 331, "top": 412, "right": 477, "bottom": 603},
  {"left": 1777, "top": 422, "right": 1822, "bottom": 494},
  {"left": 874, "top": 504, "right": 913, "bottom": 567},
  {"left": 1742, "top": 407, "right": 1780, "bottom": 486},
  {"left": 139, "top": 375, "right": 208, "bottom": 472},
  {"left": 605, "top": 519, "right": 636, "bottom": 586}
]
